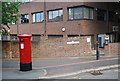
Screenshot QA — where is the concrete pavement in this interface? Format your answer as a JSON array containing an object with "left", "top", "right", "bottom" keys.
[
  {"left": 68, "top": 68, "right": 119, "bottom": 79},
  {"left": 2, "top": 69, "right": 46, "bottom": 79}
]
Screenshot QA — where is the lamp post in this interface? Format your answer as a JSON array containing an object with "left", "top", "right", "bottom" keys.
[
  {"left": 17, "top": 19, "right": 19, "bottom": 35},
  {"left": 44, "top": 0, "right": 46, "bottom": 36},
  {"left": 0, "top": 31, "right": 1, "bottom": 41},
  {"left": 96, "top": 41, "right": 99, "bottom": 60},
  {"left": 96, "top": 35, "right": 99, "bottom": 60}
]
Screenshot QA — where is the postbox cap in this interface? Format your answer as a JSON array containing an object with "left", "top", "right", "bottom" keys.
[{"left": 18, "top": 34, "right": 32, "bottom": 38}]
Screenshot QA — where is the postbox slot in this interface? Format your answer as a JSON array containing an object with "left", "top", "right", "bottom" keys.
[{"left": 20, "top": 39, "right": 24, "bottom": 42}]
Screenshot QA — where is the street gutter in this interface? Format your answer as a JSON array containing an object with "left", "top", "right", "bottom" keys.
[{"left": 39, "top": 64, "right": 120, "bottom": 79}]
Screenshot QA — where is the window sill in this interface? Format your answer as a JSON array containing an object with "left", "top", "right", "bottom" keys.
[
  {"left": 108, "top": 21, "right": 117, "bottom": 22},
  {"left": 48, "top": 20, "right": 63, "bottom": 23},
  {"left": 97, "top": 20, "right": 107, "bottom": 22},
  {"left": 21, "top": 23, "right": 29, "bottom": 24},
  {"left": 32, "top": 22, "right": 44, "bottom": 24},
  {"left": 68, "top": 19, "right": 94, "bottom": 21},
  {"left": 10, "top": 24, "right": 17, "bottom": 25}
]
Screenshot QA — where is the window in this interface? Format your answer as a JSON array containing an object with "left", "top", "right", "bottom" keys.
[
  {"left": 68, "top": 6, "right": 93, "bottom": 20},
  {"left": 32, "top": 12, "right": 44, "bottom": 23},
  {"left": 32, "top": 35, "right": 41, "bottom": 41},
  {"left": 0, "top": 33, "right": 1, "bottom": 40},
  {"left": 118, "top": 15, "right": 120, "bottom": 22},
  {"left": 109, "top": 11, "right": 116, "bottom": 22},
  {"left": 48, "top": 35, "right": 63, "bottom": 38},
  {"left": 11, "top": 16, "right": 17, "bottom": 25},
  {"left": 2, "top": 35, "right": 7, "bottom": 40},
  {"left": 48, "top": 9, "right": 63, "bottom": 22},
  {"left": 68, "top": 35, "right": 79, "bottom": 37},
  {"left": 10, "top": 34, "right": 18, "bottom": 40},
  {"left": 97, "top": 9, "right": 106, "bottom": 21},
  {"left": 21, "top": 14, "right": 29, "bottom": 24}
]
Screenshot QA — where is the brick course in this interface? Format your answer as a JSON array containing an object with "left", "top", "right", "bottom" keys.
[{"left": 104, "top": 43, "right": 120, "bottom": 56}]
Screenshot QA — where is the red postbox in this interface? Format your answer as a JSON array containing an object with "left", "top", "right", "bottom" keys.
[{"left": 18, "top": 34, "right": 32, "bottom": 71}]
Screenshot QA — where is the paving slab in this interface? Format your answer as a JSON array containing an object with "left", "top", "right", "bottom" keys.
[{"left": 2, "top": 69, "right": 46, "bottom": 79}]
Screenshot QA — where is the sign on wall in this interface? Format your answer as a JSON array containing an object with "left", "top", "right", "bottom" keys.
[
  {"left": 67, "top": 41, "right": 80, "bottom": 44},
  {"left": 87, "top": 38, "right": 91, "bottom": 42}
]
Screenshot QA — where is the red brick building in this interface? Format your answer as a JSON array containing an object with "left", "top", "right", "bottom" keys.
[{"left": 5, "top": 2, "right": 120, "bottom": 48}]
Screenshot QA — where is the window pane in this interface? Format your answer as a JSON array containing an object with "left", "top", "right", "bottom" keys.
[
  {"left": 36, "top": 13, "right": 41, "bottom": 22},
  {"left": 32, "top": 14, "right": 35, "bottom": 22},
  {"left": 90, "top": 9, "right": 93, "bottom": 19},
  {"left": 53, "top": 10, "right": 59, "bottom": 21},
  {"left": 68, "top": 8, "right": 74, "bottom": 20},
  {"left": 49, "top": 11, "right": 53, "bottom": 21},
  {"left": 83, "top": 7, "right": 89, "bottom": 19},
  {"left": 58, "top": 10, "right": 63, "bottom": 21},
  {"left": 25, "top": 14, "right": 29, "bottom": 19},
  {"left": 2, "top": 35, "right": 7, "bottom": 40},
  {"left": 41, "top": 12, "right": 44, "bottom": 22},
  {"left": 74, "top": 7, "right": 82, "bottom": 19},
  {"left": 97, "top": 10, "right": 106, "bottom": 21},
  {"left": 21, "top": 14, "right": 29, "bottom": 24},
  {"left": 109, "top": 12, "right": 114, "bottom": 21},
  {"left": 74, "top": 8, "right": 79, "bottom": 19},
  {"left": 10, "top": 35, "right": 18, "bottom": 40},
  {"left": 59, "top": 10, "right": 63, "bottom": 16},
  {"left": 33, "top": 35, "right": 40, "bottom": 41}
]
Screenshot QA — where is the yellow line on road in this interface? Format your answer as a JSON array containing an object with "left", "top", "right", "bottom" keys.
[
  {"left": 33, "top": 57, "right": 119, "bottom": 69},
  {"left": 1, "top": 57, "right": 119, "bottom": 70}
]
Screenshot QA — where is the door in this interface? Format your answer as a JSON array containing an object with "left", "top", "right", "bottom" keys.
[{"left": 98, "top": 34, "right": 105, "bottom": 48}]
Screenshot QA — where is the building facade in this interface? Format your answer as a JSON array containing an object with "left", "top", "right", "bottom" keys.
[{"left": 4, "top": 2, "right": 120, "bottom": 48}]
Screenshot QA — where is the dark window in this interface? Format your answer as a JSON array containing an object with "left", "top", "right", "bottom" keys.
[
  {"left": 21, "top": 14, "right": 29, "bottom": 24},
  {"left": 2, "top": 35, "right": 7, "bottom": 40},
  {"left": 97, "top": 9, "right": 107, "bottom": 21},
  {"left": 68, "top": 6, "right": 93, "bottom": 20},
  {"left": 118, "top": 15, "right": 120, "bottom": 22},
  {"left": 32, "top": 12, "right": 44, "bottom": 23},
  {"left": 32, "top": 35, "right": 41, "bottom": 41},
  {"left": 68, "top": 35, "right": 79, "bottom": 37},
  {"left": 109, "top": 11, "right": 116, "bottom": 22},
  {"left": 10, "top": 34, "right": 18, "bottom": 40},
  {"left": 48, "top": 35, "right": 63, "bottom": 38},
  {"left": 11, "top": 16, "right": 17, "bottom": 25},
  {"left": 48, "top": 9, "right": 63, "bottom": 22}
]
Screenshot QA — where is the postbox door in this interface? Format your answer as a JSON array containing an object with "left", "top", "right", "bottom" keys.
[
  {"left": 19, "top": 38, "right": 32, "bottom": 63},
  {"left": 19, "top": 41, "right": 25, "bottom": 63}
]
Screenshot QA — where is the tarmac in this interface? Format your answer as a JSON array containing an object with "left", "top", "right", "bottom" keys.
[{"left": 1, "top": 55, "right": 120, "bottom": 80}]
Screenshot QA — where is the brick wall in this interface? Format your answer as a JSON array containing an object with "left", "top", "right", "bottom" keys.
[
  {"left": 2, "top": 41, "right": 19, "bottom": 58},
  {"left": 2, "top": 36, "right": 93, "bottom": 58},
  {"left": 33, "top": 36, "right": 92, "bottom": 58},
  {"left": 104, "top": 43, "right": 120, "bottom": 56},
  {"left": 10, "top": 2, "right": 120, "bottom": 37}
]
